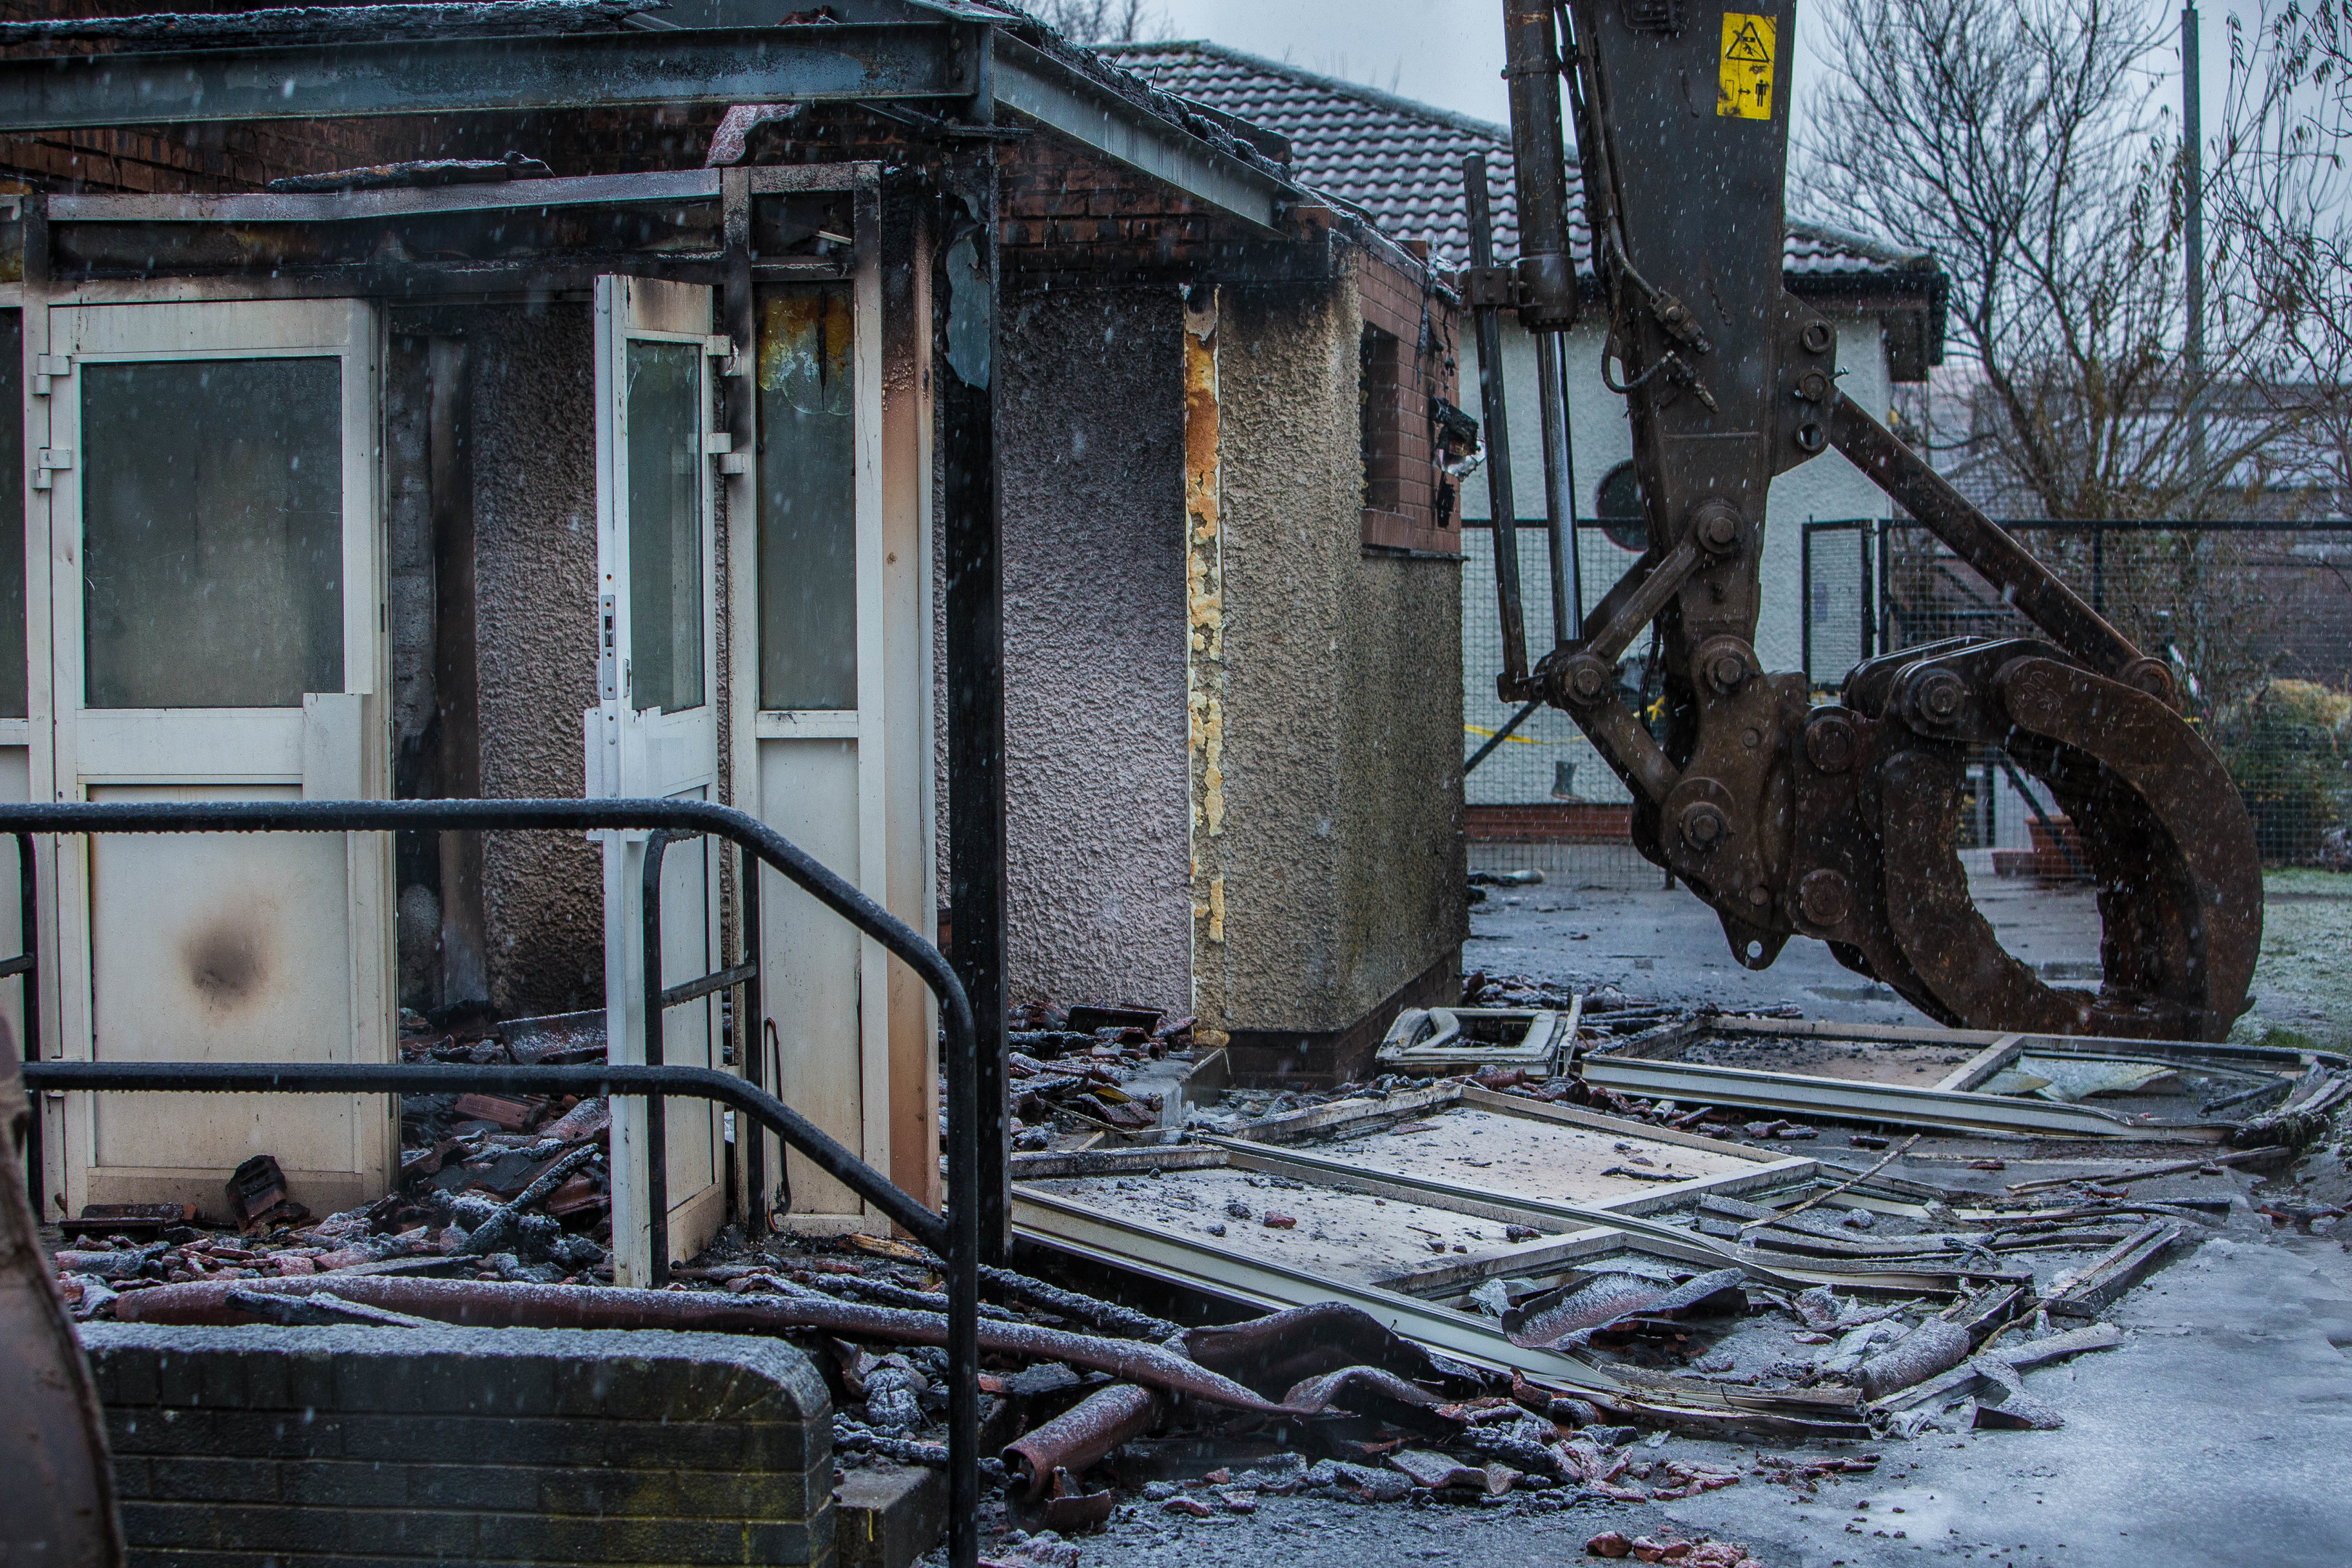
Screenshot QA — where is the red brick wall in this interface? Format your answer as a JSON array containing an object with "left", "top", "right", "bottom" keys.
[
  {"left": 1466, "top": 802, "right": 1633, "bottom": 843},
  {"left": 998, "top": 135, "right": 1261, "bottom": 279},
  {"left": 1355, "top": 243, "right": 1461, "bottom": 556}
]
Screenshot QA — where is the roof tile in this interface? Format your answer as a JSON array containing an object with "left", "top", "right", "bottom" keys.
[{"left": 1101, "top": 39, "right": 1926, "bottom": 280}]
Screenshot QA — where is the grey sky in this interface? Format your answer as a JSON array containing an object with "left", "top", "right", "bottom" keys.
[{"left": 1151, "top": 0, "right": 2239, "bottom": 142}]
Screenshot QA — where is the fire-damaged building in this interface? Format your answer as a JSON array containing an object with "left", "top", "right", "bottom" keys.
[
  {"left": 0, "top": 0, "right": 1470, "bottom": 1283},
  {"left": 9, "top": 10, "right": 2348, "bottom": 1568}
]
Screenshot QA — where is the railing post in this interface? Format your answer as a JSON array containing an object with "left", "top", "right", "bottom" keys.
[
  {"left": 640, "top": 829, "right": 674, "bottom": 1286},
  {"left": 15, "top": 833, "right": 37, "bottom": 1214},
  {"left": 739, "top": 839, "right": 766, "bottom": 1233}
]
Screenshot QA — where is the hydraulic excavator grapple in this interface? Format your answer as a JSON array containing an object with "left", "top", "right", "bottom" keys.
[{"left": 1469, "top": 0, "right": 2261, "bottom": 1040}]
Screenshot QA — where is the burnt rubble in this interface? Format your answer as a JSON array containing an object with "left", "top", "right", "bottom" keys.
[{"left": 41, "top": 979, "right": 2352, "bottom": 1568}]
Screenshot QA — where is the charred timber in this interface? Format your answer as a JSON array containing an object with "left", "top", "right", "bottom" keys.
[{"left": 0, "top": 0, "right": 666, "bottom": 46}]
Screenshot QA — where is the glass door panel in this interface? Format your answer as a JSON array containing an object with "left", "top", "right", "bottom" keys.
[
  {"left": 626, "top": 339, "right": 706, "bottom": 716},
  {"left": 80, "top": 357, "right": 343, "bottom": 709},
  {"left": 756, "top": 285, "right": 857, "bottom": 712}
]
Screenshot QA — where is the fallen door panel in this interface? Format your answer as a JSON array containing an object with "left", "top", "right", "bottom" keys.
[{"left": 1273, "top": 1100, "right": 1760, "bottom": 1201}]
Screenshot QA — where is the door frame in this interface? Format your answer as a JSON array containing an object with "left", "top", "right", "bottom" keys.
[
  {"left": 591, "top": 274, "right": 728, "bottom": 1283},
  {"left": 733, "top": 167, "right": 939, "bottom": 1233},
  {"left": 25, "top": 290, "right": 393, "bottom": 1217}
]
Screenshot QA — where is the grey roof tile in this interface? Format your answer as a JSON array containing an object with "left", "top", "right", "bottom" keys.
[{"left": 1101, "top": 38, "right": 1927, "bottom": 281}]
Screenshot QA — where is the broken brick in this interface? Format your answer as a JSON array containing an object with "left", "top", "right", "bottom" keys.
[
  {"left": 1587, "top": 1533, "right": 1635, "bottom": 1559},
  {"left": 1261, "top": 1212, "right": 1297, "bottom": 1229},
  {"left": 451, "top": 1093, "right": 543, "bottom": 1132},
  {"left": 224, "top": 1154, "right": 310, "bottom": 1235}
]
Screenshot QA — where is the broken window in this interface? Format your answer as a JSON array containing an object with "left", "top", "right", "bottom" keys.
[
  {"left": 80, "top": 358, "right": 341, "bottom": 709},
  {"left": 1357, "top": 274, "right": 1464, "bottom": 555},
  {"left": 624, "top": 339, "right": 706, "bottom": 716},
  {"left": 756, "top": 285, "right": 857, "bottom": 711}
]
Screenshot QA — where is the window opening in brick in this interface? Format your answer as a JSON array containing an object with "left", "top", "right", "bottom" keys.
[{"left": 1360, "top": 322, "right": 1403, "bottom": 515}]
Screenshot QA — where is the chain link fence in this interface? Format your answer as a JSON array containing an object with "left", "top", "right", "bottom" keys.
[
  {"left": 1463, "top": 518, "right": 2352, "bottom": 886},
  {"left": 1461, "top": 521, "right": 1662, "bottom": 890},
  {"left": 1877, "top": 518, "right": 2352, "bottom": 870}
]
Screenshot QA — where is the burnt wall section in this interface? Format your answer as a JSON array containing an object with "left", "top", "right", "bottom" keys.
[
  {"left": 1200, "top": 262, "right": 1466, "bottom": 1055},
  {"left": 997, "top": 288, "right": 1191, "bottom": 1015},
  {"left": 81, "top": 1323, "right": 833, "bottom": 1565},
  {"left": 466, "top": 303, "right": 603, "bottom": 1018},
  {"left": 384, "top": 337, "right": 441, "bottom": 1011}
]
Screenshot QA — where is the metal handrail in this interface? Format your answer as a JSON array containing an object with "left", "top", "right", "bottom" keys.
[
  {"left": 0, "top": 796, "right": 984, "bottom": 1568},
  {"left": 641, "top": 825, "right": 765, "bottom": 1283},
  {"left": 21, "top": 1061, "right": 941, "bottom": 1249}
]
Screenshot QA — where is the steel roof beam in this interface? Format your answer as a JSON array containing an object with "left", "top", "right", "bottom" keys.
[
  {"left": 0, "top": 21, "right": 1299, "bottom": 235},
  {"left": 0, "top": 22, "right": 970, "bottom": 131},
  {"left": 991, "top": 34, "right": 1287, "bottom": 234}
]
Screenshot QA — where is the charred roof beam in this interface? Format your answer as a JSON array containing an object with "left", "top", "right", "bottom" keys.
[
  {"left": 0, "top": 22, "right": 975, "bottom": 132},
  {"left": 0, "top": 19, "right": 1295, "bottom": 234}
]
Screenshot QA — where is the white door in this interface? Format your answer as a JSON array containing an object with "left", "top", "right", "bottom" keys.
[
  {"left": 31, "top": 297, "right": 393, "bottom": 1218},
  {"left": 740, "top": 240, "right": 936, "bottom": 1236},
  {"left": 0, "top": 297, "right": 30, "bottom": 1085},
  {"left": 587, "top": 277, "right": 726, "bottom": 1284}
]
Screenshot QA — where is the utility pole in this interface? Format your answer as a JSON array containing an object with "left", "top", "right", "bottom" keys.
[{"left": 2183, "top": 2, "right": 2206, "bottom": 510}]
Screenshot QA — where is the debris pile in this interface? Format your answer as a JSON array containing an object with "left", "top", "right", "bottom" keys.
[
  {"left": 52, "top": 1010, "right": 618, "bottom": 1318},
  {"left": 1585, "top": 1529, "right": 1765, "bottom": 1564},
  {"left": 1005, "top": 1002, "right": 1193, "bottom": 1144},
  {"left": 41, "top": 984, "right": 2352, "bottom": 1567}
]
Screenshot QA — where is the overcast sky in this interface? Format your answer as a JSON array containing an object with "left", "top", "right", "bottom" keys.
[{"left": 1149, "top": 0, "right": 2238, "bottom": 136}]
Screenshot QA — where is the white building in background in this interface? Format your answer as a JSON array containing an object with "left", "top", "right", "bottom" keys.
[{"left": 1112, "top": 41, "right": 1948, "bottom": 825}]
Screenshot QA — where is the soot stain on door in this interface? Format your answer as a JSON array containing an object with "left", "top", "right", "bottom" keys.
[{"left": 181, "top": 918, "right": 272, "bottom": 1013}]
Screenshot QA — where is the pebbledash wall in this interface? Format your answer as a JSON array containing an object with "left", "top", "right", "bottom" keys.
[
  {"left": 997, "top": 288, "right": 1194, "bottom": 1016},
  {"left": 1189, "top": 247, "right": 1468, "bottom": 1077},
  {"left": 82, "top": 1323, "right": 834, "bottom": 1565},
  {"left": 989, "top": 237, "right": 1467, "bottom": 1073},
  {"left": 379, "top": 305, "right": 613, "bottom": 1021}
]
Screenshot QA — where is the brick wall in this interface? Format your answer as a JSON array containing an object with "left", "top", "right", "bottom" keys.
[
  {"left": 1355, "top": 244, "right": 1462, "bottom": 556},
  {"left": 1465, "top": 802, "right": 1634, "bottom": 843},
  {"left": 80, "top": 1323, "right": 834, "bottom": 1567}
]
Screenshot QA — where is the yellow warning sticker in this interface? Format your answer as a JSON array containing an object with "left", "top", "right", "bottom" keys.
[{"left": 1718, "top": 11, "right": 1776, "bottom": 120}]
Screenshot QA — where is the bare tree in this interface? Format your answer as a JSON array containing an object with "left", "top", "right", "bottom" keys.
[
  {"left": 1026, "top": 0, "right": 1167, "bottom": 45},
  {"left": 1798, "top": 0, "right": 2305, "bottom": 520},
  {"left": 2210, "top": 0, "right": 2352, "bottom": 513}
]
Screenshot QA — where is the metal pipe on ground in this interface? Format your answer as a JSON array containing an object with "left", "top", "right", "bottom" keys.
[
  {"left": 1856, "top": 1318, "right": 1973, "bottom": 1401},
  {"left": 1002, "top": 1384, "right": 1164, "bottom": 1500}
]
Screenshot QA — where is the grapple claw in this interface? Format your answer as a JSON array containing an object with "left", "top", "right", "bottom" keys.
[{"left": 1858, "top": 651, "right": 2261, "bottom": 1042}]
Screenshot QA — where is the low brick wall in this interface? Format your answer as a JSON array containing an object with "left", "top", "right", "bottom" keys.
[
  {"left": 79, "top": 1323, "right": 833, "bottom": 1567},
  {"left": 1465, "top": 803, "right": 1633, "bottom": 844}
]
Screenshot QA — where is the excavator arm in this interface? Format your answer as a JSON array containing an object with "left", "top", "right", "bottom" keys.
[{"left": 1468, "top": 0, "right": 2261, "bottom": 1040}]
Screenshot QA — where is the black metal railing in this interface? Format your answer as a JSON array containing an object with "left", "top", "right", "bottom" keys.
[
  {"left": 642, "top": 826, "right": 763, "bottom": 1282},
  {"left": 2, "top": 797, "right": 984, "bottom": 1568}
]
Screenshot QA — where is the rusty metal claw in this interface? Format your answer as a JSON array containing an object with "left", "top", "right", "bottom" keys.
[{"left": 1865, "top": 654, "right": 2261, "bottom": 1041}]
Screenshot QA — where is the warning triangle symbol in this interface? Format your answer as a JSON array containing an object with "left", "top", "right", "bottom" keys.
[{"left": 1725, "top": 19, "right": 1771, "bottom": 62}]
